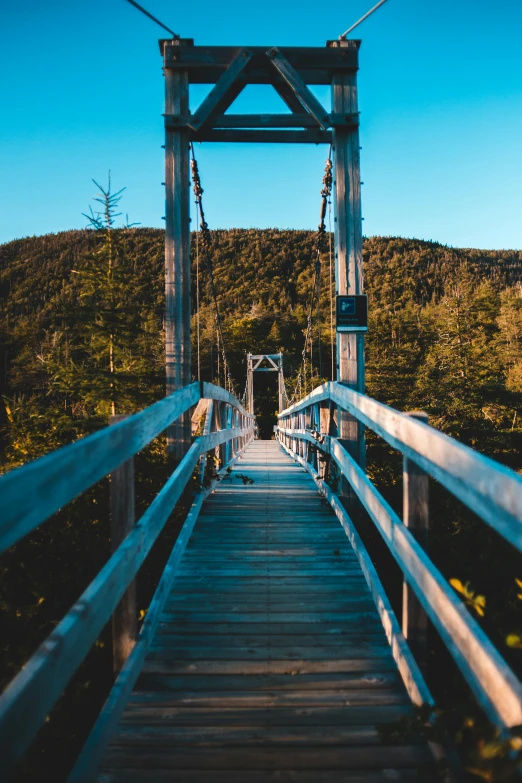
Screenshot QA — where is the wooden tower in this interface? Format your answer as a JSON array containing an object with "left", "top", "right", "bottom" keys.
[{"left": 162, "top": 39, "right": 364, "bottom": 462}]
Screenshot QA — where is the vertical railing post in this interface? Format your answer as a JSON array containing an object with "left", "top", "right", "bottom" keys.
[
  {"left": 199, "top": 400, "right": 213, "bottom": 486},
  {"left": 109, "top": 414, "right": 136, "bottom": 673},
  {"left": 319, "top": 400, "right": 331, "bottom": 479},
  {"left": 225, "top": 403, "right": 233, "bottom": 464},
  {"left": 402, "top": 411, "right": 430, "bottom": 667}
]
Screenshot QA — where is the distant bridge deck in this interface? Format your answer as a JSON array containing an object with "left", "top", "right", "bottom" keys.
[{"left": 96, "top": 441, "right": 436, "bottom": 782}]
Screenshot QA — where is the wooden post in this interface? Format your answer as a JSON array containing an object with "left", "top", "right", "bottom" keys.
[
  {"left": 319, "top": 401, "right": 332, "bottom": 479},
  {"left": 109, "top": 415, "right": 136, "bottom": 673},
  {"left": 402, "top": 411, "right": 430, "bottom": 667},
  {"left": 247, "top": 353, "right": 254, "bottom": 415},
  {"left": 277, "top": 353, "right": 284, "bottom": 413},
  {"left": 330, "top": 40, "right": 365, "bottom": 473},
  {"left": 164, "top": 40, "right": 191, "bottom": 458}
]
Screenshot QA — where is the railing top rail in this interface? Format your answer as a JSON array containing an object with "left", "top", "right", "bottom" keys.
[
  {"left": 201, "top": 381, "right": 253, "bottom": 418},
  {"left": 279, "top": 382, "right": 522, "bottom": 553},
  {"left": 277, "top": 427, "right": 522, "bottom": 729},
  {"left": 0, "top": 381, "right": 251, "bottom": 554},
  {"left": 0, "top": 396, "right": 255, "bottom": 773}
]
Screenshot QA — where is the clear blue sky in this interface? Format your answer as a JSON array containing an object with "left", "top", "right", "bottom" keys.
[{"left": 1, "top": 0, "right": 521, "bottom": 249}]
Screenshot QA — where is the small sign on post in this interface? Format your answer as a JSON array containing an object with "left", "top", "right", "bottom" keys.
[{"left": 336, "top": 295, "right": 368, "bottom": 332}]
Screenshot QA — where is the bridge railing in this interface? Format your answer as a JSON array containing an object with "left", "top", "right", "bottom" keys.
[
  {"left": 0, "top": 382, "right": 255, "bottom": 773},
  {"left": 276, "top": 381, "right": 522, "bottom": 731}
]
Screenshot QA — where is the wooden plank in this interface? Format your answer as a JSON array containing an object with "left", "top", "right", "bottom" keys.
[
  {"left": 134, "top": 672, "right": 402, "bottom": 692},
  {"left": 109, "top": 723, "right": 411, "bottom": 745},
  {"left": 189, "top": 129, "right": 332, "bottom": 144},
  {"left": 267, "top": 48, "right": 331, "bottom": 129},
  {"left": 140, "top": 658, "right": 402, "bottom": 676},
  {"left": 188, "top": 48, "right": 253, "bottom": 132},
  {"left": 162, "top": 43, "right": 360, "bottom": 84},
  {"left": 273, "top": 77, "right": 311, "bottom": 113},
  {"left": 166, "top": 112, "right": 358, "bottom": 130},
  {"left": 0, "top": 382, "right": 200, "bottom": 553},
  {"left": 126, "top": 688, "right": 408, "bottom": 708},
  {"left": 97, "top": 770, "right": 438, "bottom": 783},
  {"left": 95, "top": 745, "right": 433, "bottom": 770}
]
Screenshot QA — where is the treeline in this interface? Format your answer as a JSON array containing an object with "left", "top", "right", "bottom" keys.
[{"left": 1, "top": 227, "right": 521, "bottom": 464}]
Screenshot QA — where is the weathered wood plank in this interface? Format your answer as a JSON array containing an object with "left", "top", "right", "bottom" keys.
[
  {"left": 89, "top": 441, "right": 436, "bottom": 782},
  {"left": 97, "top": 770, "right": 438, "bottom": 783},
  {"left": 97, "top": 744, "right": 433, "bottom": 770},
  {"left": 162, "top": 43, "right": 359, "bottom": 84},
  {"left": 189, "top": 129, "right": 333, "bottom": 143},
  {"left": 188, "top": 48, "right": 253, "bottom": 132}
]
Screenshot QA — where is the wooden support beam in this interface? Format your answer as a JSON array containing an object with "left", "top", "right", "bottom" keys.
[
  {"left": 332, "top": 41, "right": 365, "bottom": 474},
  {"left": 273, "top": 78, "right": 308, "bottom": 113},
  {"left": 166, "top": 112, "right": 358, "bottom": 130},
  {"left": 266, "top": 48, "right": 331, "bottom": 130},
  {"left": 188, "top": 48, "right": 252, "bottom": 132},
  {"left": 402, "top": 411, "right": 430, "bottom": 669},
  {"left": 161, "top": 43, "right": 359, "bottom": 84},
  {"left": 109, "top": 414, "right": 136, "bottom": 674},
  {"left": 164, "top": 51, "right": 191, "bottom": 457},
  {"left": 188, "top": 128, "right": 332, "bottom": 144}
]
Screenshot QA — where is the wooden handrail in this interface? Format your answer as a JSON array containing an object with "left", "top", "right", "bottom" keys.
[
  {"left": 0, "top": 382, "right": 252, "bottom": 553},
  {"left": 277, "top": 383, "right": 522, "bottom": 731},
  {"left": 277, "top": 426, "right": 522, "bottom": 729},
  {"left": 0, "top": 384, "right": 255, "bottom": 773},
  {"left": 279, "top": 382, "right": 522, "bottom": 553}
]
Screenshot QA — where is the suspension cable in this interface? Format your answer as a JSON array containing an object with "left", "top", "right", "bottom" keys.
[
  {"left": 195, "top": 205, "right": 201, "bottom": 381},
  {"left": 328, "top": 178, "right": 335, "bottom": 380},
  {"left": 123, "top": 0, "right": 180, "bottom": 38},
  {"left": 190, "top": 145, "right": 235, "bottom": 394}
]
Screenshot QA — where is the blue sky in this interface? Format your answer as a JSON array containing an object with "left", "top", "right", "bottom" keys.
[{"left": 1, "top": 0, "right": 521, "bottom": 249}]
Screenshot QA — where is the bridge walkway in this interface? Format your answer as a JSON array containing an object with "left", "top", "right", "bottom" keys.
[{"left": 96, "top": 440, "right": 437, "bottom": 782}]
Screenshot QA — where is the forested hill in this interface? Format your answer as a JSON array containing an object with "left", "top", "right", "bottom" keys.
[{"left": 0, "top": 228, "right": 521, "bottom": 466}]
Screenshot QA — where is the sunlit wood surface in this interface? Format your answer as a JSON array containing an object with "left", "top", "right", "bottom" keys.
[{"left": 96, "top": 441, "right": 437, "bottom": 782}]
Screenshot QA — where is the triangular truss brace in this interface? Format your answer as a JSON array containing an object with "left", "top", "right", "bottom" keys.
[{"left": 163, "top": 40, "right": 360, "bottom": 144}]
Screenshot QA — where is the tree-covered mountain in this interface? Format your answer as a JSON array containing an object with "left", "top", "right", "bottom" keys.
[{"left": 1, "top": 227, "right": 521, "bottom": 461}]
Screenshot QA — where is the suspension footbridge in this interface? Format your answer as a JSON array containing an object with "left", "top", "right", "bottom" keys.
[{"left": 1, "top": 27, "right": 522, "bottom": 783}]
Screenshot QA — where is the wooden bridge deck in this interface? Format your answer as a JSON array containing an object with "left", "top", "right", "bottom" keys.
[{"left": 96, "top": 440, "right": 437, "bottom": 782}]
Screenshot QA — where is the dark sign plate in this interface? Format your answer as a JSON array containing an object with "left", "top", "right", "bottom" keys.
[{"left": 336, "top": 295, "right": 368, "bottom": 331}]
